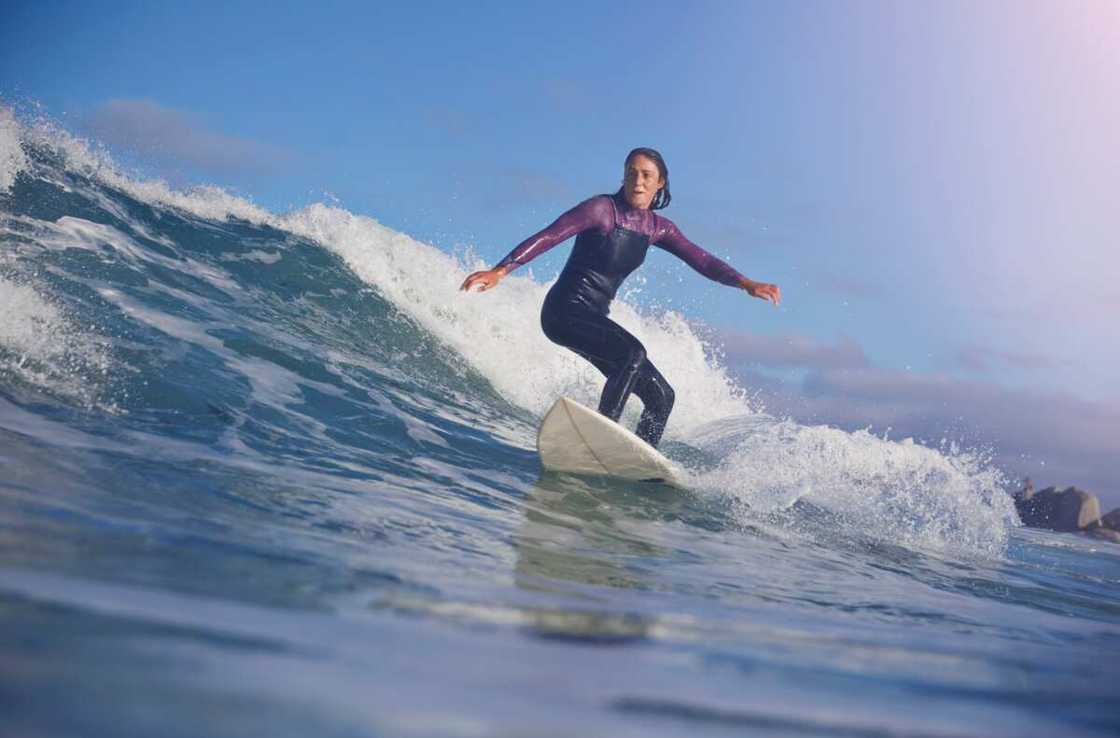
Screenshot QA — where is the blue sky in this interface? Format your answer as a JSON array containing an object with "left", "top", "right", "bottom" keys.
[{"left": 3, "top": 1, "right": 1118, "bottom": 501}]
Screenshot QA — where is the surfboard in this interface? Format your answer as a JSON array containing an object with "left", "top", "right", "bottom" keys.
[{"left": 537, "top": 397, "right": 686, "bottom": 486}]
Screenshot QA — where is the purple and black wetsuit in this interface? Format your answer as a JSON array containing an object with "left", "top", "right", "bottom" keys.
[{"left": 496, "top": 192, "right": 745, "bottom": 448}]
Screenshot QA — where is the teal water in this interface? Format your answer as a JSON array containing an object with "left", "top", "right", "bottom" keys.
[{"left": 2, "top": 117, "right": 1118, "bottom": 738}]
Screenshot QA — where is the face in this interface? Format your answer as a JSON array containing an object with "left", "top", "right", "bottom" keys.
[{"left": 622, "top": 154, "right": 665, "bottom": 209}]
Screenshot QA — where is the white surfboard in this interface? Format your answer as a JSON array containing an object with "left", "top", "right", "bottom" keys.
[{"left": 537, "top": 397, "right": 686, "bottom": 486}]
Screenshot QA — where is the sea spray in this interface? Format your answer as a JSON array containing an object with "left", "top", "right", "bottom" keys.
[
  {"left": 0, "top": 108, "right": 29, "bottom": 194},
  {"left": 0, "top": 276, "right": 113, "bottom": 409},
  {"left": 690, "top": 414, "right": 1017, "bottom": 556}
]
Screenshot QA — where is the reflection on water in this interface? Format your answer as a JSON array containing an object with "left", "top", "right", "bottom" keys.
[
  {"left": 508, "top": 473, "right": 696, "bottom": 643},
  {"left": 514, "top": 473, "right": 687, "bottom": 590}
]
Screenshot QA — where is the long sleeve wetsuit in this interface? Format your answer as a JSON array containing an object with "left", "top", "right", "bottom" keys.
[
  {"left": 496, "top": 194, "right": 745, "bottom": 298},
  {"left": 496, "top": 193, "right": 745, "bottom": 448}
]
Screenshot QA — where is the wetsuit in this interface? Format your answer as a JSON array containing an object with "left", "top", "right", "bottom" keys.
[{"left": 496, "top": 193, "right": 745, "bottom": 448}]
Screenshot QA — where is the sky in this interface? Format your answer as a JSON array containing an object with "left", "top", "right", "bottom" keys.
[{"left": 3, "top": 0, "right": 1118, "bottom": 504}]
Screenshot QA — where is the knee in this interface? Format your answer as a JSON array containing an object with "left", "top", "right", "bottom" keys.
[{"left": 623, "top": 341, "right": 646, "bottom": 369}]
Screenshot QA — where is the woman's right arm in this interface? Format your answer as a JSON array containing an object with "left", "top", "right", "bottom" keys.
[{"left": 460, "top": 196, "right": 611, "bottom": 292}]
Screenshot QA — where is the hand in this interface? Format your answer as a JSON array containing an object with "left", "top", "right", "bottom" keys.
[
  {"left": 460, "top": 266, "right": 509, "bottom": 293},
  {"left": 741, "top": 278, "right": 781, "bottom": 306}
]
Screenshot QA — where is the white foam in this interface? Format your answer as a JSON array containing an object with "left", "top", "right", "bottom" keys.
[
  {"left": 0, "top": 108, "right": 28, "bottom": 194},
  {"left": 369, "top": 391, "right": 450, "bottom": 449},
  {"left": 219, "top": 249, "right": 283, "bottom": 264},
  {"left": 0, "top": 277, "right": 112, "bottom": 408},
  {"left": 692, "top": 415, "right": 1017, "bottom": 556},
  {"left": 95, "top": 287, "right": 226, "bottom": 352}
]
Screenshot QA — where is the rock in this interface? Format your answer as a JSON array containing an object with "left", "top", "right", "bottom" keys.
[
  {"left": 1015, "top": 486, "right": 1101, "bottom": 532},
  {"left": 1087, "top": 526, "right": 1120, "bottom": 544},
  {"left": 1101, "top": 507, "right": 1120, "bottom": 531}
]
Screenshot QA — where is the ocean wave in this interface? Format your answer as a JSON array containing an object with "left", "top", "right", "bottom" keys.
[{"left": 0, "top": 110, "right": 1018, "bottom": 556}]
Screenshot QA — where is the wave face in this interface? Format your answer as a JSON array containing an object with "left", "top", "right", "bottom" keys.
[{"left": 2, "top": 115, "right": 1117, "bottom": 738}]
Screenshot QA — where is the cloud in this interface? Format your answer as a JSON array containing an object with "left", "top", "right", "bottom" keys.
[
  {"left": 723, "top": 331, "right": 1120, "bottom": 507},
  {"left": 83, "top": 99, "right": 288, "bottom": 176},
  {"left": 719, "top": 331, "right": 869, "bottom": 371},
  {"left": 956, "top": 345, "right": 1066, "bottom": 372}
]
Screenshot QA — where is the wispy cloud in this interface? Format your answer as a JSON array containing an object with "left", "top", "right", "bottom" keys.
[
  {"left": 956, "top": 345, "right": 1066, "bottom": 372},
  {"left": 83, "top": 99, "right": 288, "bottom": 176},
  {"left": 720, "top": 331, "right": 869, "bottom": 371}
]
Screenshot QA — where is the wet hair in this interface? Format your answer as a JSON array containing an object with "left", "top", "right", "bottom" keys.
[{"left": 617, "top": 147, "right": 672, "bottom": 210}]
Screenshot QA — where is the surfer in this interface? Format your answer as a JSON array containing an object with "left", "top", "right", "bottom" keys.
[{"left": 460, "top": 148, "right": 780, "bottom": 448}]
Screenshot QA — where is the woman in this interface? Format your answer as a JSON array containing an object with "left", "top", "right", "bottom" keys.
[{"left": 461, "top": 148, "right": 780, "bottom": 448}]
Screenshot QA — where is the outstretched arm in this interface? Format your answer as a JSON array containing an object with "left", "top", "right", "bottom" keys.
[
  {"left": 460, "top": 196, "right": 611, "bottom": 293},
  {"left": 654, "top": 221, "right": 781, "bottom": 306}
]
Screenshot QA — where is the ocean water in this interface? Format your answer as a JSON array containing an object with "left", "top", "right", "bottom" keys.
[{"left": 1, "top": 113, "right": 1118, "bottom": 738}]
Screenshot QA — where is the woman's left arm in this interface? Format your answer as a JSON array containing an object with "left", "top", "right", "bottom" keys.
[{"left": 654, "top": 220, "right": 781, "bottom": 306}]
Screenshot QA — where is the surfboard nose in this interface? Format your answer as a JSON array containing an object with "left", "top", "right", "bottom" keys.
[{"left": 537, "top": 397, "right": 685, "bottom": 486}]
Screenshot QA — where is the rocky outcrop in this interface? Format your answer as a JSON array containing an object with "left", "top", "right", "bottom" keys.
[
  {"left": 1012, "top": 479, "right": 1120, "bottom": 544},
  {"left": 1015, "top": 483, "right": 1102, "bottom": 532},
  {"left": 1088, "top": 526, "right": 1120, "bottom": 544}
]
